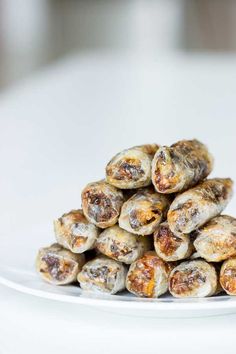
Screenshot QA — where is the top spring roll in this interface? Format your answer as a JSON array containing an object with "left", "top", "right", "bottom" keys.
[
  {"left": 152, "top": 139, "right": 213, "bottom": 194},
  {"left": 106, "top": 144, "right": 159, "bottom": 189},
  {"left": 168, "top": 178, "right": 233, "bottom": 235}
]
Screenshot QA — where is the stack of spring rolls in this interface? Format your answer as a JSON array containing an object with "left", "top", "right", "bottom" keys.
[{"left": 36, "top": 139, "right": 236, "bottom": 298}]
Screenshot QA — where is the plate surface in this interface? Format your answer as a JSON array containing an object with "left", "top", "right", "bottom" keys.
[
  {"left": 1, "top": 55, "right": 236, "bottom": 317},
  {"left": 1, "top": 264, "right": 236, "bottom": 317}
]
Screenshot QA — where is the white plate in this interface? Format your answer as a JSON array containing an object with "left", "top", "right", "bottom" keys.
[
  {"left": 1, "top": 54, "right": 236, "bottom": 318},
  {"left": 1, "top": 264, "right": 236, "bottom": 318}
]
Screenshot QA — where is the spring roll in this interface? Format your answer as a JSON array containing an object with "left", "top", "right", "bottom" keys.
[
  {"left": 96, "top": 225, "right": 151, "bottom": 264},
  {"left": 152, "top": 139, "right": 213, "bottom": 194},
  {"left": 126, "top": 251, "right": 173, "bottom": 298},
  {"left": 77, "top": 256, "right": 127, "bottom": 294},
  {"left": 81, "top": 180, "right": 124, "bottom": 228},
  {"left": 118, "top": 187, "right": 171, "bottom": 235},
  {"left": 193, "top": 215, "right": 236, "bottom": 262},
  {"left": 168, "top": 178, "right": 233, "bottom": 235},
  {"left": 54, "top": 209, "right": 99, "bottom": 253},
  {"left": 106, "top": 144, "right": 159, "bottom": 189},
  {"left": 169, "top": 260, "right": 218, "bottom": 298},
  {"left": 220, "top": 257, "right": 236, "bottom": 295},
  {"left": 154, "top": 222, "right": 193, "bottom": 261},
  {"left": 36, "top": 243, "right": 85, "bottom": 285}
]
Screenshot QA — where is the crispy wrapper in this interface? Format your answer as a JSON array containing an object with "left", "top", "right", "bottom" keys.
[
  {"left": 36, "top": 243, "right": 85, "bottom": 285},
  {"left": 96, "top": 225, "right": 151, "bottom": 264},
  {"left": 154, "top": 221, "right": 193, "bottom": 261},
  {"left": 194, "top": 215, "right": 236, "bottom": 262},
  {"left": 54, "top": 209, "right": 100, "bottom": 253},
  {"left": 77, "top": 256, "right": 127, "bottom": 294},
  {"left": 126, "top": 251, "right": 174, "bottom": 298},
  {"left": 152, "top": 139, "right": 213, "bottom": 194},
  {"left": 106, "top": 144, "right": 159, "bottom": 189},
  {"left": 220, "top": 257, "right": 236, "bottom": 295},
  {"left": 119, "top": 187, "right": 171, "bottom": 235},
  {"left": 169, "top": 260, "right": 218, "bottom": 298},
  {"left": 168, "top": 178, "right": 233, "bottom": 235},
  {"left": 81, "top": 180, "right": 124, "bottom": 228}
]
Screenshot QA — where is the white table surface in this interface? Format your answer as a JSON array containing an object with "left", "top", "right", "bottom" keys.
[{"left": 1, "top": 53, "right": 236, "bottom": 353}]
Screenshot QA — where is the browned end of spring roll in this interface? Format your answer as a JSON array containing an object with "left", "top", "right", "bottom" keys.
[
  {"left": 119, "top": 187, "right": 171, "bottom": 235},
  {"left": 106, "top": 144, "right": 159, "bottom": 189},
  {"left": 36, "top": 243, "right": 85, "bottom": 285},
  {"left": 126, "top": 251, "right": 174, "bottom": 298},
  {"left": 169, "top": 260, "right": 218, "bottom": 298},
  {"left": 154, "top": 221, "right": 193, "bottom": 261},
  {"left": 220, "top": 257, "right": 236, "bottom": 295},
  {"left": 81, "top": 180, "right": 124, "bottom": 228},
  {"left": 152, "top": 139, "right": 213, "bottom": 193}
]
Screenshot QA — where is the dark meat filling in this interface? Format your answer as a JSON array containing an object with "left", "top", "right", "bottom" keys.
[
  {"left": 115, "top": 159, "right": 145, "bottom": 181},
  {"left": 41, "top": 254, "right": 74, "bottom": 281},
  {"left": 155, "top": 226, "right": 182, "bottom": 256},
  {"left": 170, "top": 269, "right": 206, "bottom": 295},
  {"left": 86, "top": 191, "right": 117, "bottom": 222},
  {"left": 129, "top": 208, "right": 160, "bottom": 230}
]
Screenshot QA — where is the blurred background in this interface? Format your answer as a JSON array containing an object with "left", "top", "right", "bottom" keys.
[{"left": 1, "top": 0, "right": 236, "bottom": 89}]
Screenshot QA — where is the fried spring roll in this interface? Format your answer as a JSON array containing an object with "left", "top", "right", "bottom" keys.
[
  {"left": 81, "top": 180, "right": 124, "bottom": 228},
  {"left": 151, "top": 139, "right": 213, "bottom": 194},
  {"left": 106, "top": 144, "right": 159, "bottom": 189},
  {"left": 36, "top": 243, "right": 85, "bottom": 285},
  {"left": 77, "top": 256, "right": 127, "bottom": 294},
  {"left": 118, "top": 187, "right": 171, "bottom": 235},
  {"left": 126, "top": 251, "right": 173, "bottom": 298},
  {"left": 96, "top": 225, "right": 151, "bottom": 264},
  {"left": 168, "top": 178, "right": 233, "bottom": 235},
  {"left": 193, "top": 215, "right": 236, "bottom": 262},
  {"left": 220, "top": 257, "right": 236, "bottom": 295},
  {"left": 169, "top": 260, "right": 218, "bottom": 298},
  {"left": 54, "top": 209, "right": 99, "bottom": 253},
  {"left": 154, "top": 222, "right": 193, "bottom": 261}
]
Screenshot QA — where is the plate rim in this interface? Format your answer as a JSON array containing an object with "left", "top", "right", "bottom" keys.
[{"left": 1, "top": 266, "right": 236, "bottom": 311}]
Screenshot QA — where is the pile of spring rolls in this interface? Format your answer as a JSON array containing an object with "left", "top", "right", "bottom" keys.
[{"left": 36, "top": 139, "right": 236, "bottom": 298}]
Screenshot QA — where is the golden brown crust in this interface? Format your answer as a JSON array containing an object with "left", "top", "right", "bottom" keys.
[
  {"left": 220, "top": 257, "right": 236, "bottom": 295},
  {"left": 154, "top": 222, "right": 192, "bottom": 261},
  {"left": 54, "top": 209, "right": 99, "bottom": 253},
  {"left": 96, "top": 225, "right": 151, "bottom": 264},
  {"left": 81, "top": 180, "right": 124, "bottom": 228},
  {"left": 152, "top": 139, "right": 213, "bottom": 194},
  {"left": 194, "top": 215, "right": 236, "bottom": 262},
  {"left": 106, "top": 144, "right": 159, "bottom": 189},
  {"left": 36, "top": 243, "right": 85, "bottom": 285},
  {"left": 126, "top": 251, "right": 173, "bottom": 298},
  {"left": 169, "top": 260, "right": 217, "bottom": 298},
  {"left": 119, "top": 187, "right": 171, "bottom": 235},
  {"left": 168, "top": 178, "right": 233, "bottom": 234}
]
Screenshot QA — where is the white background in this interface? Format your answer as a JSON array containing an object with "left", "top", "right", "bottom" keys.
[{"left": 1, "top": 53, "right": 236, "bottom": 353}]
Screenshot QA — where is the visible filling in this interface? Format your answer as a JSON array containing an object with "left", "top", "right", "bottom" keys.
[
  {"left": 169, "top": 201, "right": 199, "bottom": 231},
  {"left": 111, "top": 158, "right": 145, "bottom": 181},
  {"left": 170, "top": 268, "right": 206, "bottom": 295},
  {"left": 156, "top": 225, "right": 182, "bottom": 256},
  {"left": 129, "top": 208, "right": 160, "bottom": 230},
  {"left": 109, "top": 240, "right": 133, "bottom": 258},
  {"left": 221, "top": 267, "right": 236, "bottom": 294},
  {"left": 85, "top": 265, "right": 118, "bottom": 291},
  {"left": 128, "top": 255, "right": 163, "bottom": 297},
  {"left": 85, "top": 191, "right": 117, "bottom": 223},
  {"left": 71, "top": 235, "right": 87, "bottom": 248},
  {"left": 41, "top": 254, "right": 74, "bottom": 281},
  {"left": 154, "top": 150, "right": 179, "bottom": 192}
]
